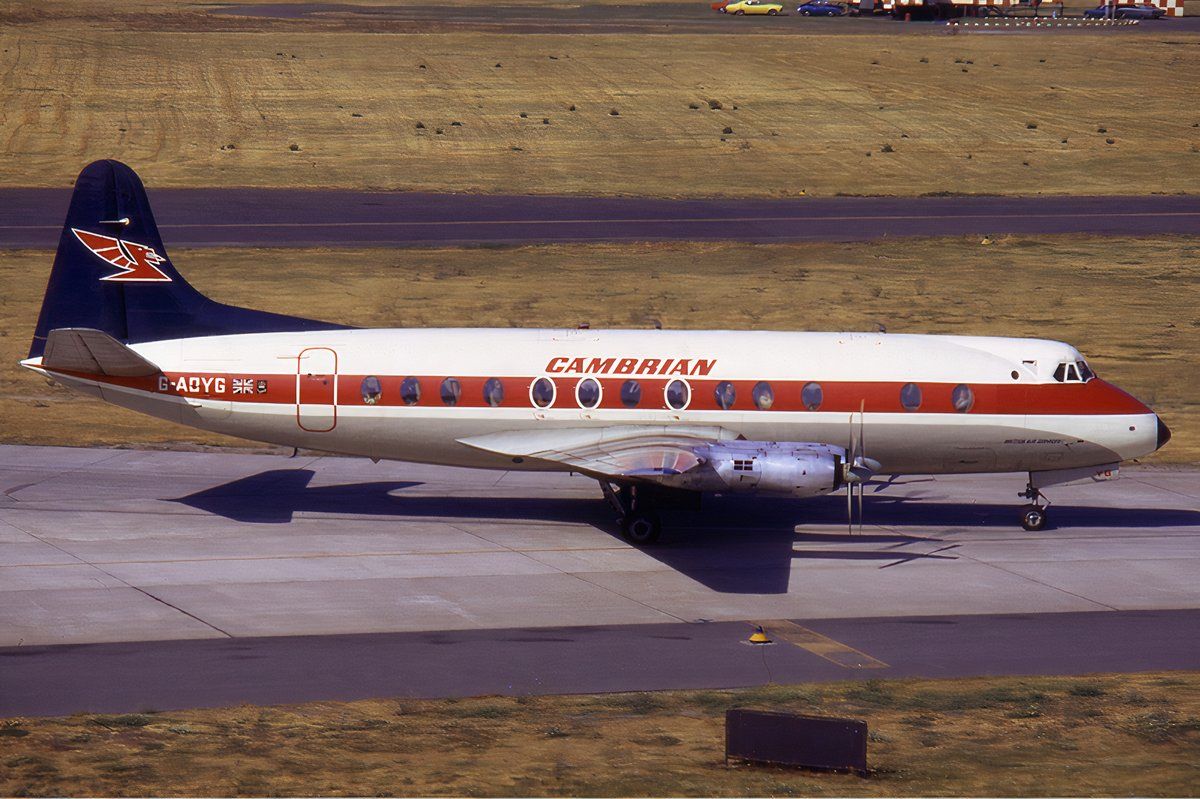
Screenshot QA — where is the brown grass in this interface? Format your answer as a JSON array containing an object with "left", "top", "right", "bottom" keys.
[
  {"left": 2, "top": 672, "right": 1198, "bottom": 796},
  {"left": 1, "top": 235, "right": 1196, "bottom": 460},
  {"left": 1, "top": 2, "right": 1198, "bottom": 196}
]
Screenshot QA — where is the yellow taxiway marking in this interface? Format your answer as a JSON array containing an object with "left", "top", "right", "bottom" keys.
[{"left": 752, "top": 620, "right": 889, "bottom": 670}]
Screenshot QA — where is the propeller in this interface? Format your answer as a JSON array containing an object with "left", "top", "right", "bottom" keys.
[{"left": 842, "top": 400, "right": 881, "bottom": 534}]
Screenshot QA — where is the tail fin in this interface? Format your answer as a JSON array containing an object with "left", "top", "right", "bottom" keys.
[{"left": 28, "top": 160, "right": 347, "bottom": 359}]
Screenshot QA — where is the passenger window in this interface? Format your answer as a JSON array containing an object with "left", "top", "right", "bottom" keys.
[
  {"left": 900, "top": 382, "right": 922, "bottom": 412},
  {"left": 530, "top": 377, "right": 556, "bottom": 408},
  {"left": 483, "top": 377, "right": 504, "bottom": 407},
  {"left": 440, "top": 377, "right": 461, "bottom": 406},
  {"left": 400, "top": 376, "right": 421, "bottom": 406},
  {"left": 577, "top": 377, "right": 601, "bottom": 409},
  {"left": 620, "top": 379, "right": 641, "bottom": 408},
  {"left": 952, "top": 384, "right": 974, "bottom": 413},
  {"left": 665, "top": 379, "right": 690, "bottom": 411},
  {"left": 360, "top": 375, "right": 382, "bottom": 405},
  {"left": 714, "top": 381, "right": 736, "bottom": 410},
  {"left": 752, "top": 381, "right": 774, "bottom": 411},
  {"left": 802, "top": 381, "right": 822, "bottom": 411}
]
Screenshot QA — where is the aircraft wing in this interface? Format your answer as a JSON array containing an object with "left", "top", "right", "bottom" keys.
[
  {"left": 457, "top": 425, "right": 740, "bottom": 481},
  {"left": 40, "top": 327, "right": 161, "bottom": 377}
]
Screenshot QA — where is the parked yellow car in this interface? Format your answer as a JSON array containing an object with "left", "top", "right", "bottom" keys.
[{"left": 724, "top": 0, "right": 785, "bottom": 13}]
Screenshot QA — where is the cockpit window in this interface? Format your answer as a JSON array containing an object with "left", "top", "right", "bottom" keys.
[{"left": 1053, "top": 362, "right": 1088, "bottom": 383}]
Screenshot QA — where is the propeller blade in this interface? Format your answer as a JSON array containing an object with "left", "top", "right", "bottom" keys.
[
  {"left": 857, "top": 481, "right": 864, "bottom": 533},
  {"left": 849, "top": 475, "right": 859, "bottom": 532}
]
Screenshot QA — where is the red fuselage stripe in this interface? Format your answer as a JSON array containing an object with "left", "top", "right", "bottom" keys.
[{"left": 47, "top": 369, "right": 1153, "bottom": 416}]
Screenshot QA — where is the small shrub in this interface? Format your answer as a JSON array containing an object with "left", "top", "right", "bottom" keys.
[
  {"left": 881, "top": 143, "right": 894, "bottom": 153},
  {"left": 568, "top": 104, "right": 576, "bottom": 111},
  {"left": 92, "top": 713, "right": 152, "bottom": 728},
  {"left": 288, "top": 143, "right": 300, "bottom": 151},
  {"left": 1026, "top": 121, "right": 1038, "bottom": 129},
  {"left": 1106, "top": 138, "right": 1115, "bottom": 144},
  {"left": 418, "top": 64, "right": 426, "bottom": 69},
  {"left": 722, "top": 126, "right": 733, "bottom": 134},
  {"left": 351, "top": 112, "right": 362, "bottom": 118},
  {"left": 609, "top": 109, "right": 619, "bottom": 116},
  {"left": 688, "top": 102, "right": 700, "bottom": 109},
  {"left": 919, "top": 56, "right": 928, "bottom": 63},
  {"left": 1068, "top": 683, "right": 1106, "bottom": 697},
  {"left": 707, "top": 99, "right": 723, "bottom": 110},
  {"left": 451, "top": 120, "right": 462, "bottom": 126},
  {"left": 542, "top": 118, "right": 550, "bottom": 125},
  {"left": 415, "top": 121, "right": 425, "bottom": 129},
  {"left": 1097, "top": 126, "right": 1107, "bottom": 133},
  {"left": 435, "top": 128, "right": 444, "bottom": 135},
  {"left": 519, "top": 112, "right": 527, "bottom": 118}
]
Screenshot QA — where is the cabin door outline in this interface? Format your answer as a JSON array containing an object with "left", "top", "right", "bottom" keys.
[{"left": 296, "top": 347, "right": 338, "bottom": 432}]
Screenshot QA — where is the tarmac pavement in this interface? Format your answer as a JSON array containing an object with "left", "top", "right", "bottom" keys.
[{"left": 1, "top": 445, "right": 1197, "bottom": 714}]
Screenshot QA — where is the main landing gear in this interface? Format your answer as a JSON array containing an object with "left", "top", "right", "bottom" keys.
[
  {"left": 1018, "top": 476, "right": 1051, "bottom": 531},
  {"left": 600, "top": 482, "right": 663, "bottom": 545}
]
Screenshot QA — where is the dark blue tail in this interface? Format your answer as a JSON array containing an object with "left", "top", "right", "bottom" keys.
[{"left": 28, "top": 160, "right": 348, "bottom": 359}]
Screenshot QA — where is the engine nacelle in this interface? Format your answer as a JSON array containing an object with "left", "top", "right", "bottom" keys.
[{"left": 696, "top": 441, "right": 844, "bottom": 498}]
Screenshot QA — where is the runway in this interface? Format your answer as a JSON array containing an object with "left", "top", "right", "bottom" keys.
[
  {"left": 2, "top": 445, "right": 1198, "bottom": 715},
  {"left": 2, "top": 190, "right": 1197, "bottom": 248},
  {"left": 210, "top": 3, "right": 1200, "bottom": 35}
]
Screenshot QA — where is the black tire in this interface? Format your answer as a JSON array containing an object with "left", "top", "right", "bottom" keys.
[
  {"left": 1020, "top": 505, "right": 1047, "bottom": 531},
  {"left": 735, "top": 9, "right": 745, "bottom": 14},
  {"left": 801, "top": 8, "right": 811, "bottom": 13},
  {"left": 621, "top": 513, "right": 663, "bottom": 545},
  {"left": 768, "top": 8, "right": 778, "bottom": 13}
]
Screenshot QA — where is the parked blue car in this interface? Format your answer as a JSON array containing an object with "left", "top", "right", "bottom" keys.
[
  {"left": 797, "top": 0, "right": 848, "bottom": 14},
  {"left": 1083, "top": 3, "right": 1165, "bottom": 17}
]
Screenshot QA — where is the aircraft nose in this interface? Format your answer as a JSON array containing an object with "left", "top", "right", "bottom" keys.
[{"left": 1157, "top": 416, "right": 1172, "bottom": 450}]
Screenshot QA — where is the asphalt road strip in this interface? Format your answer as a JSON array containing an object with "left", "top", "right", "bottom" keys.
[{"left": 2, "top": 190, "right": 1197, "bottom": 247}]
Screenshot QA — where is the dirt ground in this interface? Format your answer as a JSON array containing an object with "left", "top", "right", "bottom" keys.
[
  {"left": 2, "top": 235, "right": 1196, "bottom": 460},
  {"left": 2, "top": 672, "right": 1198, "bottom": 796},
  {"left": 2, "top": 2, "right": 1198, "bottom": 197}
]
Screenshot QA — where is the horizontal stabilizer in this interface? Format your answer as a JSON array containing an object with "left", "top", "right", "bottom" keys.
[
  {"left": 41, "top": 328, "right": 160, "bottom": 377},
  {"left": 458, "top": 425, "right": 739, "bottom": 480}
]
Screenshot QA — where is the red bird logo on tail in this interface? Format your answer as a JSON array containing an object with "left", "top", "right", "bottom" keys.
[{"left": 72, "top": 228, "right": 172, "bottom": 282}]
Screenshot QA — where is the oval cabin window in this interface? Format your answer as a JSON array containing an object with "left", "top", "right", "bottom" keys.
[
  {"left": 801, "top": 381, "right": 823, "bottom": 411},
  {"left": 360, "top": 375, "right": 382, "bottom": 405},
  {"left": 530, "top": 377, "right": 556, "bottom": 408},
  {"left": 483, "top": 378, "right": 504, "bottom": 407},
  {"left": 440, "top": 377, "right": 462, "bottom": 407},
  {"left": 400, "top": 377, "right": 421, "bottom": 406},
  {"left": 752, "top": 381, "right": 774, "bottom": 410},
  {"left": 577, "top": 378, "right": 601, "bottom": 409},
  {"left": 665, "top": 379, "right": 690, "bottom": 411},
  {"left": 620, "top": 380, "right": 642, "bottom": 408},
  {"left": 713, "top": 381, "right": 736, "bottom": 410},
  {"left": 952, "top": 384, "right": 974, "bottom": 413},
  {"left": 900, "top": 382, "right": 922, "bottom": 412}
]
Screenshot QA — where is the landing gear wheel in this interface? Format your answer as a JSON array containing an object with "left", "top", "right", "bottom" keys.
[
  {"left": 621, "top": 513, "right": 662, "bottom": 545},
  {"left": 1021, "top": 505, "right": 1048, "bottom": 531}
]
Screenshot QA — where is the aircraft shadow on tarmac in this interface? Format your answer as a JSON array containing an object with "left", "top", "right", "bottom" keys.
[{"left": 174, "top": 469, "right": 1200, "bottom": 595}]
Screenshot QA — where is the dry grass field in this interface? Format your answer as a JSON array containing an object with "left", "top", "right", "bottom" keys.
[
  {"left": 2, "top": 2, "right": 1198, "bottom": 197},
  {"left": 2, "top": 235, "right": 1196, "bottom": 460},
  {"left": 2, "top": 672, "right": 1198, "bottom": 796}
]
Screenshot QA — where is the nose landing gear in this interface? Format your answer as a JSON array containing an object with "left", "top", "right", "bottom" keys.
[{"left": 1018, "top": 476, "right": 1051, "bottom": 531}]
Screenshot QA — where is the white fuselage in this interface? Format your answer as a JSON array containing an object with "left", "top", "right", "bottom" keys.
[{"left": 27, "top": 328, "right": 1160, "bottom": 476}]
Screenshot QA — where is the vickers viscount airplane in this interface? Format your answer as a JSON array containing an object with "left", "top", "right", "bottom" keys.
[{"left": 22, "top": 161, "right": 1171, "bottom": 543}]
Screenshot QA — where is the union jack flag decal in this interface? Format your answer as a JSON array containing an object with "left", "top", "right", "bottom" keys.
[{"left": 232, "top": 378, "right": 255, "bottom": 395}]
